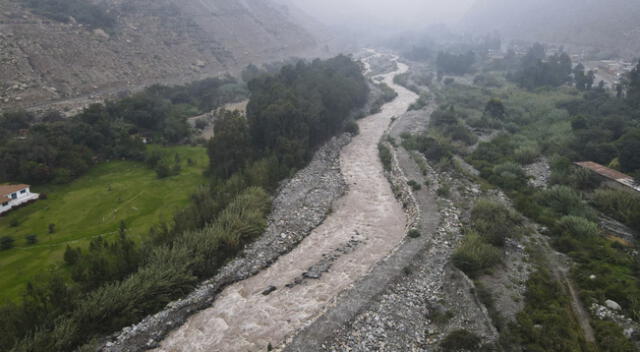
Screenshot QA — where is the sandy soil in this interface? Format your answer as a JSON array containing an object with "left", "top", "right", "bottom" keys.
[{"left": 153, "top": 56, "right": 417, "bottom": 352}]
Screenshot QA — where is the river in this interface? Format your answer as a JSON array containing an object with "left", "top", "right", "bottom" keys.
[{"left": 153, "top": 54, "right": 418, "bottom": 352}]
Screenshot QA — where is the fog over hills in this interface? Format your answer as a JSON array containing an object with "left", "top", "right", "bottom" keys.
[{"left": 464, "top": 0, "right": 640, "bottom": 57}]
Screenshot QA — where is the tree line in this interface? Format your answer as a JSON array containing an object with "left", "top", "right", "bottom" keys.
[{"left": 0, "top": 76, "right": 246, "bottom": 185}]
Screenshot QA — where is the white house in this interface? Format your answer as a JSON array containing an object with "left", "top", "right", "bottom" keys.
[{"left": 0, "top": 184, "right": 39, "bottom": 215}]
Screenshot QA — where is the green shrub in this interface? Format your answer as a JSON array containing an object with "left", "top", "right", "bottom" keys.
[
  {"left": 452, "top": 233, "right": 502, "bottom": 278},
  {"left": 471, "top": 199, "right": 522, "bottom": 246},
  {"left": 437, "top": 183, "right": 451, "bottom": 198},
  {"left": 514, "top": 144, "right": 540, "bottom": 165},
  {"left": 378, "top": 143, "right": 392, "bottom": 172},
  {"left": 25, "top": 235, "right": 38, "bottom": 245},
  {"left": 592, "top": 319, "right": 637, "bottom": 352},
  {"left": 407, "top": 180, "right": 422, "bottom": 191},
  {"left": 490, "top": 161, "right": 528, "bottom": 190},
  {"left": 539, "top": 185, "right": 593, "bottom": 219},
  {"left": 513, "top": 269, "right": 589, "bottom": 352},
  {"left": 345, "top": 120, "right": 359, "bottom": 136},
  {"left": 0, "top": 236, "right": 15, "bottom": 251},
  {"left": 556, "top": 216, "right": 599, "bottom": 238},
  {"left": 592, "top": 188, "right": 640, "bottom": 232},
  {"left": 408, "top": 229, "right": 421, "bottom": 238},
  {"left": 440, "top": 329, "right": 482, "bottom": 351}
]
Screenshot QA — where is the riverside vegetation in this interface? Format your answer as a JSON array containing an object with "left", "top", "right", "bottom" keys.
[
  {"left": 400, "top": 43, "right": 640, "bottom": 351},
  {"left": 0, "top": 55, "right": 368, "bottom": 351}
]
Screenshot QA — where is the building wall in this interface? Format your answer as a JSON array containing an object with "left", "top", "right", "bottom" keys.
[
  {"left": 0, "top": 188, "right": 39, "bottom": 215},
  {"left": 0, "top": 201, "right": 11, "bottom": 214}
]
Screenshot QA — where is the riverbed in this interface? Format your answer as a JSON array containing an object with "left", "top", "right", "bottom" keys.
[{"left": 153, "top": 55, "right": 418, "bottom": 352}]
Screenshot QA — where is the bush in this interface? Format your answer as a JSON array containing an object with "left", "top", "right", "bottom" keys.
[
  {"left": 452, "top": 233, "right": 502, "bottom": 278},
  {"left": 1, "top": 236, "right": 15, "bottom": 250},
  {"left": 540, "top": 185, "right": 594, "bottom": 219},
  {"left": 25, "top": 234, "right": 38, "bottom": 245},
  {"left": 490, "top": 161, "right": 528, "bottom": 191},
  {"left": 345, "top": 120, "right": 359, "bottom": 136},
  {"left": 440, "top": 329, "right": 482, "bottom": 351},
  {"left": 471, "top": 199, "right": 522, "bottom": 246},
  {"left": 408, "top": 229, "right": 421, "bottom": 238},
  {"left": 592, "top": 188, "right": 640, "bottom": 232},
  {"left": 407, "top": 180, "right": 422, "bottom": 191},
  {"left": 9, "top": 218, "right": 19, "bottom": 227},
  {"left": 437, "top": 183, "right": 451, "bottom": 198},
  {"left": 514, "top": 144, "right": 540, "bottom": 165},
  {"left": 556, "top": 216, "right": 599, "bottom": 238},
  {"left": 378, "top": 143, "right": 392, "bottom": 172}
]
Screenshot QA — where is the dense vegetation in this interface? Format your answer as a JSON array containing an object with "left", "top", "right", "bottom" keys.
[
  {"left": 510, "top": 43, "right": 573, "bottom": 89},
  {"left": 0, "top": 55, "right": 368, "bottom": 351},
  {"left": 22, "top": 0, "right": 116, "bottom": 30},
  {"left": 0, "top": 76, "right": 245, "bottom": 185},
  {"left": 405, "top": 43, "right": 640, "bottom": 350},
  {"left": 209, "top": 55, "right": 368, "bottom": 179}
]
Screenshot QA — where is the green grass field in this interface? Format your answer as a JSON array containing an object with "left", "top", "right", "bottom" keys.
[{"left": 0, "top": 146, "right": 208, "bottom": 302}]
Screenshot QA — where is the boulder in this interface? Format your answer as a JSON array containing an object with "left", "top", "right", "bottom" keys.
[{"left": 605, "top": 299, "right": 622, "bottom": 311}]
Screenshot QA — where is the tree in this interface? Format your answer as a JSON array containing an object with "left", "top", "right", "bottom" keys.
[
  {"left": 627, "top": 60, "right": 640, "bottom": 105},
  {"left": 48, "top": 223, "right": 56, "bottom": 234},
  {"left": 63, "top": 245, "right": 80, "bottom": 266},
  {"left": 484, "top": 98, "right": 506, "bottom": 120},
  {"left": 617, "top": 129, "right": 640, "bottom": 172},
  {"left": 513, "top": 45, "right": 572, "bottom": 89},
  {"left": 208, "top": 110, "right": 251, "bottom": 179}
]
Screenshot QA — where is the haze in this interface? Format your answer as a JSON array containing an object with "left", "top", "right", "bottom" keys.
[{"left": 290, "top": 0, "right": 475, "bottom": 28}]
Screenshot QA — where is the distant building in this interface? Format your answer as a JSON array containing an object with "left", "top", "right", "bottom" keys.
[
  {"left": 574, "top": 162, "right": 640, "bottom": 193},
  {"left": 0, "top": 184, "right": 39, "bottom": 215}
]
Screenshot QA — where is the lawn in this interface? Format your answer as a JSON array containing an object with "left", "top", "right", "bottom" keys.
[{"left": 0, "top": 146, "right": 209, "bottom": 302}]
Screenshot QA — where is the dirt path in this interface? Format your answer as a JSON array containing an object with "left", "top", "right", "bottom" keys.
[
  {"left": 152, "top": 57, "right": 418, "bottom": 352},
  {"left": 539, "top": 237, "right": 596, "bottom": 343}
]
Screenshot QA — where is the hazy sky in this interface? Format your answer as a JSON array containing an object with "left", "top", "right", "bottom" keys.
[{"left": 289, "top": 0, "right": 476, "bottom": 27}]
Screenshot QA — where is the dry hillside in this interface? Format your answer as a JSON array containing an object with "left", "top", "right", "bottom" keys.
[{"left": 0, "top": 0, "right": 325, "bottom": 110}]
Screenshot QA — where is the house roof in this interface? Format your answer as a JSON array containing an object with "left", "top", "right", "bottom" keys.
[
  {"left": 0, "top": 184, "right": 29, "bottom": 200},
  {"left": 575, "top": 162, "right": 640, "bottom": 192}
]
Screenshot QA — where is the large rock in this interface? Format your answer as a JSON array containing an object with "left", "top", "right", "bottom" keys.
[{"left": 605, "top": 299, "right": 622, "bottom": 311}]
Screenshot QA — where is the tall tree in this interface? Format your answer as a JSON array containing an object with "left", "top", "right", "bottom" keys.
[{"left": 208, "top": 110, "right": 251, "bottom": 179}]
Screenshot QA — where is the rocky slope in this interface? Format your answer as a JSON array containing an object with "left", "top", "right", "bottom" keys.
[
  {"left": 464, "top": 0, "right": 640, "bottom": 57},
  {"left": 0, "top": 0, "right": 324, "bottom": 110}
]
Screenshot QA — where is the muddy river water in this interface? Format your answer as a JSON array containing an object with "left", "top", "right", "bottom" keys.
[{"left": 154, "top": 55, "right": 418, "bottom": 352}]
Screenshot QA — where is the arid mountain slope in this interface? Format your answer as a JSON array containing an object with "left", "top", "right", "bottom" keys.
[
  {"left": 0, "top": 0, "right": 324, "bottom": 109},
  {"left": 464, "top": 0, "right": 640, "bottom": 57}
]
